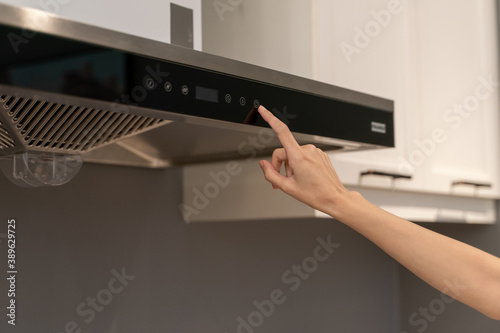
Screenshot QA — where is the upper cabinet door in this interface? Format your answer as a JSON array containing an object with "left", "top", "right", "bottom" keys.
[
  {"left": 312, "top": 0, "right": 500, "bottom": 199},
  {"left": 411, "top": 0, "right": 500, "bottom": 198},
  {"left": 311, "top": 0, "right": 422, "bottom": 192}
]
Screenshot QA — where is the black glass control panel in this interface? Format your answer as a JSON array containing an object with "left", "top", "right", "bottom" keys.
[{"left": 0, "top": 23, "right": 394, "bottom": 147}]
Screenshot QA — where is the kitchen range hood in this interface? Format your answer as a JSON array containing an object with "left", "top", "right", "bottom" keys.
[{"left": 0, "top": 3, "right": 393, "bottom": 187}]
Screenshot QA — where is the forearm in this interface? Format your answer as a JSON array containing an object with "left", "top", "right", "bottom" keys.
[
  {"left": 330, "top": 190, "right": 500, "bottom": 320},
  {"left": 256, "top": 105, "right": 500, "bottom": 319}
]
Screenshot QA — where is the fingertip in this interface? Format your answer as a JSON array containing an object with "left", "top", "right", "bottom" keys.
[
  {"left": 259, "top": 159, "right": 271, "bottom": 168},
  {"left": 259, "top": 160, "right": 273, "bottom": 175},
  {"left": 258, "top": 105, "right": 272, "bottom": 120},
  {"left": 258, "top": 160, "right": 281, "bottom": 190}
]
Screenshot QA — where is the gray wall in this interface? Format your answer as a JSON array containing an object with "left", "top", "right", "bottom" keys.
[
  {"left": 0, "top": 163, "right": 398, "bottom": 332},
  {"left": 398, "top": 212, "right": 500, "bottom": 333}
]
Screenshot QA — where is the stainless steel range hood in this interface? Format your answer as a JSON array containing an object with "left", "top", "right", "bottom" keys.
[{"left": 0, "top": 3, "right": 394, "bottom": 186}]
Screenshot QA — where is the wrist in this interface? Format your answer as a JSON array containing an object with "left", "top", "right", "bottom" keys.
[{"left": 325, "top": 189, "right": 365, "bottom": 222}]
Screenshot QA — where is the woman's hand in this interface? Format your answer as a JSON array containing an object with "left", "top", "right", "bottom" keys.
[
  {"left": 257, "top": 105, "right": 351, "bottom": 218},
  {"left": 257, "top": 106, "right": 500, "bottom": 320}
]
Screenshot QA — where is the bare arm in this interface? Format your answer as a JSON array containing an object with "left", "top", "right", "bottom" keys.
[{"left": 257, "top": 106, "right": 500, "bottom": 320}]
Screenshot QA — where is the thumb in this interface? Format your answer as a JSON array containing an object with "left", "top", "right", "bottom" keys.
[{"left": 259, "top": 160, "right": 287, "bottom": 190}]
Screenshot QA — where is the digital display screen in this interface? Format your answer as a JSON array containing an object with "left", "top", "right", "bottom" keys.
[{"left": 196, "top": 86, "right": 218, "bottom": 103}]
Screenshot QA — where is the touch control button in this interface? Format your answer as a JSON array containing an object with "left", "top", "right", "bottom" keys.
[
  {"left": 164, "top": 82, "right": 173, "bottom": 92},
  {"left": 253, "top": 100, "right": 260, "bottom": 108},
  {"left": 239, "top": 97, "right": 246, "bottom": 106},
  {"left": 225, "top": 94, "right": 232, "bottom": 103},
  {"left": 144, "top": 76, "right": 155, "bottom": 90},
  {"left": 182, "top": 85, "right": 189, "bottom": 95}
]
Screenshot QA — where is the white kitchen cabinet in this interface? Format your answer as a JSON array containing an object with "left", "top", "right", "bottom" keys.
[
  {"left": 312, "top": 0, "right": 500, "bottom": 199},
  {"left": 310, "top": 0, "right": 423, "bottom": 193},
  {"left": 410, "top": 0, "right": 500, "bottom": 198}
]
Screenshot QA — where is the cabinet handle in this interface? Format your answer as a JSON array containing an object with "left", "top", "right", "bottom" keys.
[
  {"left": 360, "top": 170, "right": 412, "bottom": 180},
  {"left": 359, "top": 170, "right": 412, "bottom": 191},
  {"left": 451, "top": 180, "right": 492, "bottom": 188}
]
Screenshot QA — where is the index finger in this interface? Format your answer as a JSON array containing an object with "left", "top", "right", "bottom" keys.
[{"left": 258, "top": 105, "right": 301, "bottom": 154}]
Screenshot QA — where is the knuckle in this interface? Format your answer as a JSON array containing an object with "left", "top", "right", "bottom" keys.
[
  {"left": 262, "top": 168, "right": 274, "bottom": 182},
  {"left": 297, "top": 144, "right": 317, "bottom": 160},
  {"left": 272, "top": 148, "right": 284, "bottom": 160},
  {"left": 280, "top": 181, "right": 292, "bottom": 193},
  {"left": 303, "top": 144, "right": 317, "bottom": 151},
  {"left": 263, "top": 172, "right": 272, "bottom": 182}
]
